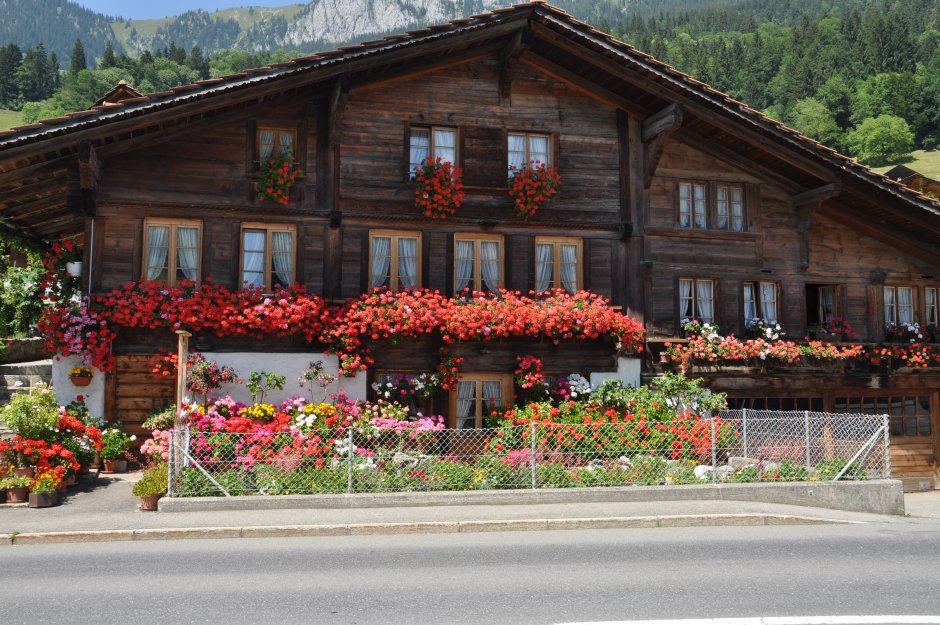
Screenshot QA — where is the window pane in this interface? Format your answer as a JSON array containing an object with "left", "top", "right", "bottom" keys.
[
  {"left": 693, "top": 183, "right": 707, "bottom": 229},
  {"left": 456, "top": 381, "right": 477, "bottom": 430},
  {"left": 696, "top": 280, "right": 714, "bottom": 324},
  {"left": 481, "top": 380, "right": 502, "bottom": 416},
  {"left": 716, "top": 186, "right": 729, "bottom": 230},
  {"left": 397, "top": 237, "right": 418, "bottom": 289},
  {"left": 529, "top": 135, "right": 550, "bottom": 165},
  {"left": 678, "top": 183, "right": 691, "bottom": 228},
  {"left": 409, "top": 128, "right": 430, "bottom": 173},
  {"left": 259, "top": 130, "right": 275, "bottom": 160},
  {"left": 145, "top": 225, "right": 170, "bottom": 282},
  {"left": 559, "top": 243, "right": 578, "bottom": 293},
  {"left": 535, "top": 243, "right": 553, "bottom": 292},
  {"left": 731, "top": 187, "right": 744, "bottom": 231},
  {"left": 242, "top": 230, "right": 266, "bottom": 288},
  {"left": 743, "top": 283, "right": 756, "bottom": 322},
  {"left": 926, "top": 288, "right": 938, "bottom": 325},
  {"left": 508, "top": 134, "right": 526, "bottom": 171},
  {"left": 819, "top": 286, "right": 835, "bottom": 319},
  {"left": 480, "top": 241, "right": 500, "bottom": 293},
  {"left": 278, "top": 131, "right": 294, "bottom": 156},
  {"left": 898, "top": 287, "right": 914, "bottom": 325},
  {"left": 176, "top": 227, "right": 199, "bottom": 282},
  {"left": 370, "top": 236, "right": 391, "bottom": 289},
  {"left": 760, "top": 282, "right": 777, "bottom": 323},
  {"left": 271, "top": 231, "right": 293, "bottom": 287},
  {"left": 679, "top": 278, "right": 694, "bottom": 319},
  {"left": 455, "top": 240, "right": 475, "bottom": 292},
  {"left": 434, "top": 129, "right": 456, "bottom": 164},
  {"left": 884, "top": 287, "right": 896, "bottom": 325}
]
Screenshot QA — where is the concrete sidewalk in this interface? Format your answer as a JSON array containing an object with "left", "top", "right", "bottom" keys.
[{"left": 1, "top": 473, "right": 937, "bottom": 545}]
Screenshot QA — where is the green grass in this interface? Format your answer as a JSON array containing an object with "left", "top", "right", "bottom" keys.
[
  {"left": 0, "top": 109, "right": 22, "bottom": 131},
  {"left": 873, "top": 150, "right": 940, "bottom": 180}
]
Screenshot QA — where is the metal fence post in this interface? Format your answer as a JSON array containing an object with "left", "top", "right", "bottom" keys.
[
  {"left": 167, "top": 428, "right": 176, "bottom": 497},
  {"left": 804, "top": 410, "right": 811, "bottom": 469},
  {"left": 347, "top": 428, "right": 354, "bottom": 494},
  {"left": 710, "top": 417, "right": 717, "bottom": 484},
  {"left": 741, "top": 408, "right": 748, "bottom": 458},
  {"left": 883, "top": 413, "right": 891, "bottom": 478},
  {"left": 530, "top": 420, "right": 537, "bottom": 489}
]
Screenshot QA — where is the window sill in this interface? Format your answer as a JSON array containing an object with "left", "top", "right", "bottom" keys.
[{"left": 645, "top": 227, "right": 758, "bottom": 241}]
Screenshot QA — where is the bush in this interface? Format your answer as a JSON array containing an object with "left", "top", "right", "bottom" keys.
[
  {"left": 143, "top": 404, "right": 177, "bottom": 431},
  {"left": 0, "top": 383, "right": 59, "bottom": 438},
  {"left": 132, "top": 463, "right": 168, "bottom": 497},
  {"left": 815, "top": 458, "right": 868, "bottom": 480}
]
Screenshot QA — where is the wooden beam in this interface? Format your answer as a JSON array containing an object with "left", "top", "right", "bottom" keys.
[
  {"left": 818, "top": 201, "right": 940, "bottom": 266},
  {"left": 794, "top": 182, "right": 841, "bottom": 206},
  {"left": 0, "top": 154, "right": 73, "bottom": 187},
  {"left": 498, "top": 28, "right": 528, "bottom": 103},
  {"left": 78, "top": 141, "right": 99, "bottom": 191},
  {"left": 520, "top": 54, "right": 642, "bottom": 116},
  {"left": 641, "top": 103, "right": 682, "bottom": 142}
]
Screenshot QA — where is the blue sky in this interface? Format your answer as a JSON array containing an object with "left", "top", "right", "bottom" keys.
[{"left": 74, "top": 1, "right": 299, "bottom": 20}]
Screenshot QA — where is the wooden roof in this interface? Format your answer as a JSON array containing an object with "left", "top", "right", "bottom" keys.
[{"left": 1, "top": 1, "right": 938, "bottom": 255}]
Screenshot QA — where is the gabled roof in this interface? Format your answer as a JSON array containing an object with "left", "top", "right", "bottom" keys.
[
  {"left": 884, "top": 165, "right": 918, "bottom": 182},
  {"left": 1, "top": 1, "right": 938, "bottom": 253}
]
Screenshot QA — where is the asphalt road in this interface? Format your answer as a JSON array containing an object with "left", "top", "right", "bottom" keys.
[{"left": 1, "top": 524, "right": 939, "bottom": 625}]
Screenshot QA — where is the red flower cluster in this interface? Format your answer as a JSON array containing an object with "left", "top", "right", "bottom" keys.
[
  {"left": 0, "top": 437, "right": 82, "bottom": 472},
  {"left": 256, "top": 152, "right": 300, "bottom": 206},
  {"left": 869, "top": 343, "right": 940, "bottom": 368},
  {"left": 413, "top": 157, "right": 464, "bottom": 220},
  {"left": 515, "top": 355, "right": 546, "bottom": 389},
  {"left": 507, "top": 161, "right": 560, "bottom": 219},
  {"left": 37, "top": 304, "right": 117, "bottom": 372},
  {"left": 38, "top": 238, "right": 81, "bottom": 305},
  {"left": 664, "top": 335, "right": 864, "bottom": 368}
]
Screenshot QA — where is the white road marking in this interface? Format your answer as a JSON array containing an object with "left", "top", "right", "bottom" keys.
[{"left": 555, "top": 617, "right": 940, "bottom": 625}]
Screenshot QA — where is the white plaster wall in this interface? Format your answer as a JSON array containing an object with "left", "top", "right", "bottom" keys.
[
  {"left": 589, "top": 357, "right": 641, "bottom": 390},
  {"left": 51, "top": 354, "right": 106, "bottom": 422},
  {"left": 198, "top": 352, "right": 367, "bottom": 406}
]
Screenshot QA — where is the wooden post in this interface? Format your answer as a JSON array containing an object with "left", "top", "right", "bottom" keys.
[{"left": 175, "top": 330, "right": 192, "bottom": 423}]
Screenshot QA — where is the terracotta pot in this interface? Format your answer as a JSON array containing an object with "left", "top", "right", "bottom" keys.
[
  {"left": 70, "top": 375, "right": 92, "bottom": 387},
  {"left": 6, "top": 487, "right": 28, "bottom": 503},
  {"left": 101, "top": 458, "right": 120, "bottom": 473},
  {"left": 139, "top": 494, "right": 162, "bottom": 512},
  {"left": 28, "top": 492, "right": 58, "bottom": 508},
  {"left": 13, "top": 466, "right": 35, "bottom": 479}
]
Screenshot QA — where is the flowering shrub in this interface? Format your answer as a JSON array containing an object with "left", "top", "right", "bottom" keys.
[
  {"left": 256, "top": 151, "right": 300, "bottom": 205},
  {"left": 187, "top": 355, "right": 241, "bottom": 406},
  {"left": 816, "top": 315, "right": 857, "bottom": 340},
  {"left": 746, "top": 318, "right": 783, "bottom": 341},
  {"left": 681, "top": 318, "right": 720, "bottom": 341},
  {"left": 886, "top": 321, "right": 925, "bottom": 343},
  {"left": 664, "top": 334, "right": 864, "bottom": 368},
  {"left": 39, "top": 238, "right": 81, "bottom": 306},
  {"left": 413, "top": 156, "right": 464, "bottom": 220},
  {"left": 868, "top": 342, "right": 940, "bottom": 368},
  {"left": 514, "top": 355, "right": 546, "bottom": 390},
  {"left": 38, "top": 303, "right": 116, "bottom": 371},
  {"left": 507, "top": 161, "right": 560, "bottom": 219}
]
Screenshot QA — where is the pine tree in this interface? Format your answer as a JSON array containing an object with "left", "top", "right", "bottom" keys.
[
  {"left": 101, "top": 40, "right": 116, "bottom": 69},
  {"left": 0, "top": 44, "right": 22, "bottom": 107},
  {"left": 69, "top": 38, "right": 86, "bottom": 77}
]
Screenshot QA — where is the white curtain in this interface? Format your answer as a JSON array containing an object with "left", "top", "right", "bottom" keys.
[
  {"left": 278, "top": 131, "right": 293, "bottom": 156},
  {"left": 272, "top": 231, "right": 293, "bottom": 286},
  {"left": 884, "top": 287, "right": 896, "bottom": 325},
  {"left": 679, "top": 279, "right": 693, "bottom": 319},
  {"left": 508, "top": 134, "right": 526, "bottom": 171},
  {"left": 927, "top": 288, "right": 938, "bottom": 325},
  {"left": 743, "top": 283, "right": 756, "bottom": 322},
  {"left": 455, "top": 240, "right": 474, "bottom": 291},
  {"left": 731, "top": 187, "right": 744, "bottom": 231},
  {"left": 716, "top": 186, "right": 729, "bottom": 230},
  {"left": 820, "top": 286, "right": 835, "bottom": 319},
  {"left": 456, "top": 381, "right": 476, "bottom": 429},
  {"left": 146, "top": 226, "right": 169, "bottom": 281},
  {"left": 242, "top": 231, "right": 266, "bottom": 288},
  {"left": 370, "top": 236, "right": 391, "bottom": 289},
  {"left": 560, "top": 244, "right": 578, "bottom": 293},
  {"left": 529, "top": 135, "right": 549, "bottom": 165},
  {"left": 409, "top": 128, "right": 430, "bottom": 173},
  {"left": 259, "top": 130, "right": 275, "bottom": 160},
  {"left": 481, "top": 241, "right": 499, "bottom": 293},
  {"left": 535, "top": 243, "right": 553, "bottom": 292},
  {"left": 678, "top": 183, "right": 691, "bottom": 228},
  {"left": 898, "top": 287, "right": 914, "bottom": 324},
  {"left": 760, "top": 282, "right": 777, "bottom": 322},
  {"left": 697, "top": 280, "right": 714, "bottom": 323},
  {"left": 398, "top": 237, "right": 417, "bottom": 289},
  {"left": 482, "top": 381, "right": 502, "bottom": 417},
  {"left": 176, "top": 227, "right": 199, "bottom": 281},
  {"left": 434, "top": 129, "right": 456, "bottom": 164},
  {"left": 693, "top": 184, "right": 707, "bottom": 229}
]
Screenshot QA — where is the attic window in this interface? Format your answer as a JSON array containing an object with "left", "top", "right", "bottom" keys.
[{"left": 258, "top": 127, "right": 296, "bottom": 161}]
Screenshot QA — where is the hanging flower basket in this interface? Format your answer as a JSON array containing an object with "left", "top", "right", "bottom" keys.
[
  {"left": 256, "top": 151, "right": 300, "bottom": 206},
  {"left": 69, "top": 366, "right": 94, "bottom": 387},
  {"left": 507, "top": 160, "right": 560, "bottom": 219},
  {"left": 413, "top": 156, "right": 464, "bottom": 220}
]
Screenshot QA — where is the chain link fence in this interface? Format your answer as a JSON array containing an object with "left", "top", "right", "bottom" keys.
[{"left": 166, "top": 411, "right": 889, "bottom": 497}]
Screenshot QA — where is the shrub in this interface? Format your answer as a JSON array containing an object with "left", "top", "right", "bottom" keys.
[
  {"left": 0, "top": 383, "right": 59, "bottom": 439},
  {"left": 815, "top": 458, "right": 868, "bottom": 480},
  {"left": 132, "top": 462, "right": 168, "bottom": 497}
]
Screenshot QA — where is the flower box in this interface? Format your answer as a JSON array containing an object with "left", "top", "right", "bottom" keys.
[
  {"left": 28, "top": 492, "right": 58, "bottom": 508},
  {"left": 70, "top": 375, "right": 92, "bottom": 387}
]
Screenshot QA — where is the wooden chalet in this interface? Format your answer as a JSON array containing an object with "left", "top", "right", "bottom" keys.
[{"left": 1, "top": 2, "right": 939, "bottom": 488}]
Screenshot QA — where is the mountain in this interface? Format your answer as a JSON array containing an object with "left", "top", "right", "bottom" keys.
[{"left": 0, "top": 0, "right": 122, "bottom": 62}]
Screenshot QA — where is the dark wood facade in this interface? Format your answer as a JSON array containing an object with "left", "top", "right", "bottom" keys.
[{"left": 2, "top": 3, "right": 940, "bottom": 486}]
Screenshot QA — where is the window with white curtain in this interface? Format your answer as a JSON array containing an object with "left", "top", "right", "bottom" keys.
[
  {"left": 507, "top": 132, "right": 551, "bottom": 172},
  {"left": 534, "top": 237, "right": 581, "bottom": 293},
  {"left": 409, "top": 126, "right": 457, "bottom": 176},
  {"left": 142, "top": 219, "right": 202, "bottom": 285},
  {"left": 927, "top": 287, "right": 938, "bottom": 326},
  {"left": 454, "top": 234, "right": 503, "bottom": 293},
  {"left": 716, "top": 184, "right": 745, "bottom": 232},
  {"left": 452, "top": 374, "right": 512, "bottom": 429},
  {"left": 884, "top": 286, "right": 915, "bottom": 326},
  {"left": 258, "top": 127, "right": 296, "bottom": 161},
  {"left": 679, "top": 181, "right": 747, "bottom": 231},
  {"left": 240, "top": 223, "right": 295, "bottom": 290},
  {"left": 678, "top": 182, "right": 707, "bottom": 229},
  {"left": 743, "top": 281, "right": 778, "bottom": 324},
  {"left": 369, "top": 230, "right": 421, "bottom": 290},
  {"left": 678, "top": 278, "right": 715, "bottom": 324}
]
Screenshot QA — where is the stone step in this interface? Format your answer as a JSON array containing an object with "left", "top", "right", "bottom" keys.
[{"left": 0, "top": 359, "right": 53, "bottom": 402}]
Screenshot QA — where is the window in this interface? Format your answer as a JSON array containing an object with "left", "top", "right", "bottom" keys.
[
  {"left": 454, "top": 234, "right": 503, "bottom": 293},
  {"left": 258, "top": 127, "right": 296, "bottom": 161},
  {"left": 743, "top": 281, "right": 778, "bottom": 324},
  {"left": 369, "top": 230, "right": 421, "bottom": 290},
  {"left": 884, "top": 286, "right": 914, "bottom": 326},
  {"left": 508, "top": 132, "right": 551, "bottom": 171},
  {"left": 142, "top": 219, "right": 201, "bottom": 285},
  {"left": 806, "top": 284, "right": 837, "bottom": 327},
  {"left": 240, "top": 223, "right": 295, "bottom": 290},
  {"left": 452, "top": 374, "right": 512, "bottom": 429},
  {"left": 534, "top": 237, "right": 582, "bottom": 293},
  {"left": 834, "top": 395, "right": 932, "bottom": 437},
  {"left": 678, "top": 278, "right": 715, "bottom": 324},
  {"left": 926, "top": 287, "right": 938, "bottom": 326},
  {"left": 409, "top": 126, "right": 457, "bottom": 175},
  {"left": 678, "top": 181, "right": 747, "bottom": 231}
]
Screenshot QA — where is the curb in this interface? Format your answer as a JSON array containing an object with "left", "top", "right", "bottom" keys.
[{"left": 0, "top": 513, "right": 857, "bottom": 545}]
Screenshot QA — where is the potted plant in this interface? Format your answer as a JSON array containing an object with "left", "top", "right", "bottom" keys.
[
  {"left": 413, "top": 156, "right": 464, "bottom": 220},
  {"left": 507, "top": 160, "right": 560, "bottom": 219},
  {"left": 1, "top": 475, "right": 32, "bottom": 503},
  {"left": 28, "top": 468, "right": 61, "bottom": 508},
  {"left": 69, "top": 366, "right": 94, "bottom": 387},
  {"left": 132, "top": 462, "right": 168, "bottom": 511},
  {"left": 100, "top": 425, "right": 134, "bottom": 473}
]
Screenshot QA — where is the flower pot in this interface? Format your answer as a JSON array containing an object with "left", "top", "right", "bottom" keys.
[
  {"left": 66, "top": 261, "right": 82, "bottom": 277},
  {"left": 6, "top": 486, "right": 28, "bottom": 503},
  {"left": 28, "top": 492, "right": 58, "bottom": 508},
  {"left": 117, "top": 460, "right": 128, "bottom": 473},
  {"left": 70, "top": 375, "right": 92, "bottom": 387},
  {"left": 101, "top": 458, "right": 121, "bottom": 473},
  {"left": 139, "top": 494, "right": 162, "bottom": 512},
  {"left": 13, "top": 466, "right": 35, "bottom": 479}
]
